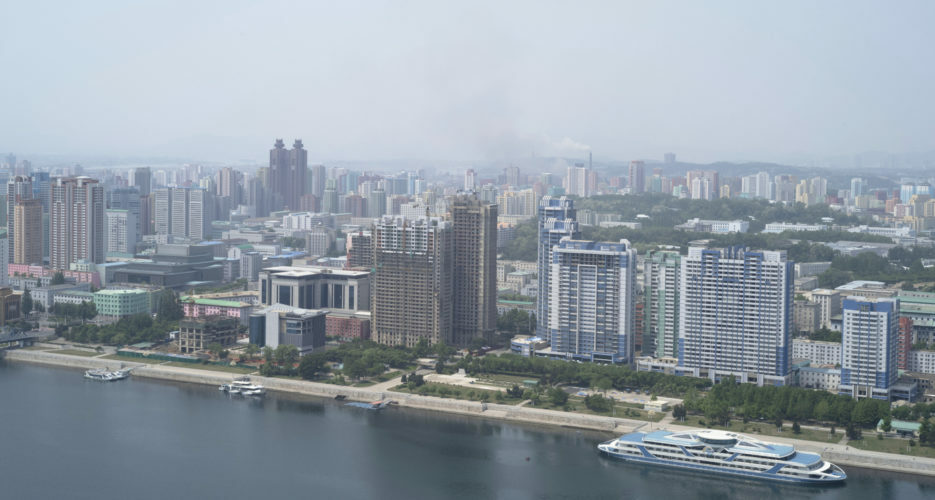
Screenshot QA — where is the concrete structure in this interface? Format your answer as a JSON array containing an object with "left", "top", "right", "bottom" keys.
[
  {"left": 249, "top": 304, "right": 325, "bottom": 355},
  {"left": 793, "top": 300, "right": 821, "bottom": 334},
  {"left": 7, "top": 175, "right": 34, "bottom": 265},
  {"left": 643, "top": 250, "right": 680, "bottom": 358},
  {"left": 510, "top": 335, "right": 549, "bottom": 357},
  {"left": 239, "top": 251, "right": 262, "bottom": 282},
  {"left": 898, "top": 290, "right": 935, "bottom": 345},
  {"left": 835, "top": 281, "right": 897, "bottom": 301},
  {"left": 808, "top": 289, "right": 842, "bottom": 329},
  {"left": 763, "top": 222, "right": 828, "bottom": 234},
  {"left": 93, "top": 288, "right": 150, "bottom": 317},
  {"left": 797, "top": 364, "right": 841, "bottom": 392},
  {"left": 675, "top": 218, "right": 749, "bottom": 234},
  {"left": 105, "top": 208, "right": 138, "bottom": 256},
  {"left": 346, "top": 231, "right": 373, "bottom": 269},
  {"left": 792, "top": 338, "right": 842, "bottom": 366},
  {"left": 182, "top": 297, "right": 253, "bottom": 325},
  {"left": 258, "top": 266, "right": 370, "bottom": 313},
  {"left": 536, "top": 196, "right": 579, "bottom": 339},
  {"left": 13, "top": 198, "right": 42, "bottom": 265},
  {"left": 0, "top": 287, "right": 21, "bottom": 326},
  {"left": 628, "top": 160, "right": 645, "bottom": 193},
  {"left": 109, "top": 243, "right": 223, "bottom": 289},
  {"left": 678, "top": 247, "right": 793, "bottom": 386},
  {"left": 268, "top": 139, "right": 307, "bottom": 211},
  {"left": 178, "top": 315, "right": 239, "bottom": 354},
  {"left": 840, "top": 296, "right": 899, "bottom": 400},
  {"left": 153, "top": 187, "right": 209, "bottom": 241},
  {"left": 908, "top": 350, "right": 935, "bottom": 375},
  {"left": 50, "top": 177, "right": 104, "bottom": 269},
  {"left": 305, "top": 225, "right": 335, "bottom": 257},
  {"left": 371, "top": 216, "right": 452, "bottom": 347},
  {"left": 794, "top": 261, "right": 832, "bottom": 278},
  {"left": 548, "top": 239, "right": 637, "bottom": 364},
  {"left": 325, "top": 311, "right": 371, "bottom": 341},
  {"left": 450, "top": 194, "right": 498, "bottom": 346},
  {"left": 0, "top": 231, "right": 7, "bottom": 287}
]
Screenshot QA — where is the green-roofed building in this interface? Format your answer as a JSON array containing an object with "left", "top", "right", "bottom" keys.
[
  {"left": 93, "top": 289, "right": 151, "bottom": 317},
  {"left": 877, "top": 418, "right": 921, "bottom": 437}
]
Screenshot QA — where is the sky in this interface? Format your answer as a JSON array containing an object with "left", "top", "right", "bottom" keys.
[{"left": 1, "top": 1, "right": 934, "bottom": 165}]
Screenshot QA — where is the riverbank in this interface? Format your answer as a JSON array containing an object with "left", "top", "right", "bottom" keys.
[{"left": 6, "top": 348, "right": 935, "bottom": 477}]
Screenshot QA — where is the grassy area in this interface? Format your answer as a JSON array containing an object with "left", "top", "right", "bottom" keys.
[
  {"left": 393, "top": 382, "right": 525, "bottom": 404},
  {"left": 21, "top": 345, "right": 52, "bottom": 351},
  {"left": 99, "top": 354, "right": 164, "bottom": 364},
  {"left": 561, "top": 396, "right": 666, "bottom": 422},
  {"left": 850, "top": 436, "right": 935, "bottom": 458},
  {"left": 55, "top": 349, "right": 101, "bottom": 357},
  {"left": 162, "top": 362, "right": 257, "bottom": 374},
  {"left": 681, "top": 416, "right": 841, "bottom": 444}
]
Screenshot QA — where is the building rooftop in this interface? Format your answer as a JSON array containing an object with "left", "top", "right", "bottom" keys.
[
  {"left": 183, "top": 298, "right": 248, "bottom": 308},
  {"left": 94, "top": 288, "right": 149, "bottom": 296},
  {"left": 261, "top": 265, "right": 369, "bottom": 279}
]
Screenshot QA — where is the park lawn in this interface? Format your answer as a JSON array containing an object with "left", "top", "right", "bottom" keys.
[
  {"left": 393, "top": 382, "right": 524, "bottom": 405},
  {"left": 353, "top": 380, "right": 377, "bottom": 387},
  {"left": 681, "top": 416, "right": 841, "bottom": 444},
  {"left": 564, "top": 396, "right": 666, "bottom": 422},
  {"left": 849, "top": 436, "right": 935, "bottom": 459},
  {"left": 99, "top": 354, "right": 164, "bottom": 364},
  {"left": 55, "top": 349, "right": 101, "bottom": 357},
  {"left": 21, "top": 345, "right": 52, "bottom": 351},
  {"left": 162, "top": 362, "right": 257, "bottom": 375}
]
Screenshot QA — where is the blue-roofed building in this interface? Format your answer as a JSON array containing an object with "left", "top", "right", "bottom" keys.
[
  {"left": 840, "top": 296, "right": 899, "bottom": 400},
  {"left": 548, "top": 238, "right": 637, "bottom": 364}
]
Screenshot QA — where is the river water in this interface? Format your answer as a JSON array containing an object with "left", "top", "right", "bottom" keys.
[{"left": 1, "top": 359, "right": 933, "bottom": 499}]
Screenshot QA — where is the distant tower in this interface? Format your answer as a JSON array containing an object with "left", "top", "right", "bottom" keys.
[
  {"left": 628, "top": 161, "right": 645, "bottom": 194},
  {"left": 50, "top": 177, "right": 105, "bottom": 269}
]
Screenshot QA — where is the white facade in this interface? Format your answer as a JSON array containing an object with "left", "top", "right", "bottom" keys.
[
  {"left": 807, "top": 289, "right": 841, "bottom": 329},
  {"left": 798, "top": 366, "right": 841, "bottom": 392},
  {"left": 548, "top": 238, "right": 636, "bottom": 364},
  {"left": 763, "top": 223, "right": 828, "bottom": 234},
  {"left": 105, "top": 209, "right": 138, "bottom": 255},
  {"left": 839, "top": 296, "right": 898, "bottom": 399},
  {"left": 644, "top": 250, "right": 680, "bottom": 358},
  {"left": 908, "top": 350, "right": 935, "bottom": 374},
  {"left": 794, "top": 261, "right": 832, "bottom": 278},
  {"left": 792, "top": 339, "right": 842, "bottom": 366},
  {"left": 678, "top": 247, "right": 793, "bottom": 386}
]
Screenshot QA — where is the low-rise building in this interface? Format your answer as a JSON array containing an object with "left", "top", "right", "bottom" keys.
[
  {"left": 0, "top": 287, "right": 22, "bottom": 325},
  {"left": 181, "top": 297, "right": 253, "bottom": 325},
  {"left": 93, "top": 288, "right": 150, "bottom": 317},
  {"left": 248, "top": 304, "right": 326, "bottom": 355},
  {"left": 792, "top": 338, "right": 842, "bottom": 366},
  {"left": 763, "top": 222, "right": 828, "bottom": 234},
  {"left": 325, "top": 311, "right": 371, "bottom": 341},
  {"left": 675, "top": 218, "right": 749, "bottom": 234},
  {"left": 794, "top": 261, "right": 832, "bottom": 278},
  {"left": 510, "top": 335, "right": 549, "bottom": 357},
  {"left": 908, "top": 350, "right": 935, "bottom": 374},
  {"left": 178, "top": 316, "right": 239, "bottom": 354},
  {"left": 797, "top": 363, "right": 841, "bottom": 392},
  {"left": 793, "top": 300, "right": 821, "bottom": 334}
]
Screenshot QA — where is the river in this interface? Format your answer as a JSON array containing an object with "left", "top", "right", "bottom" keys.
[{"left": 1, "top": 360, "right": 933, "bottom": 499}]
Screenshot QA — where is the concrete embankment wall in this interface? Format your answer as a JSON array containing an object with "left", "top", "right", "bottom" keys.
[{"left": 7, "top": 349, "right": 935, "bottom": 476}]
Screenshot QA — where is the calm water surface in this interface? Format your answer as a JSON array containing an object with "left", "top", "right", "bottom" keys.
[{"left": 1, "top": 359, "right": 933, "bottom": 499}]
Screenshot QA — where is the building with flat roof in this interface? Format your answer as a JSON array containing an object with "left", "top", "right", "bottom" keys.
[
  {"left": 675, "top": 218, "right": 749, "bottom": 234},
  {"left": 178, "top": 315, "right": 238, "bottom": 354},
  {"left": 449, "top": 194, "right": 498, "bottom": 347},
  {"left": 549, "top": 238, "right": 637, "bottom": 364},
  {"left": 643, "top": 250, "right": 681, "bottom": 358},
  {"left": 258, "top": 265, "right": 370, "bottom": 313},
  {"left": 840, "top": 296, "right": 899, "bottom": 400},
  {"left": 898, "top": 290, "right": 935, "bottom": 345},
  {"left": 678, "top": 247, "right": 793, "bottom": 386},
  {"left": 248, "top": 304, "right": 325, "bottom": 355},
  {"left": 792, "top": 338, "right": 841, "bottom": 366},
  {"left": 182, "top": 297, "right": 253, "bottom": 325},
  {"left": 107, "top": 243, "right": 224, "bottom": 289},
  {"left": 0, "top": 287, "right": 21, "bottom": 326},
  {"left": 536, "top": 196, "right": 578, "bottom": 339},
  {"left": 93, "top": 288, "right": 150, "bottom": 317}
]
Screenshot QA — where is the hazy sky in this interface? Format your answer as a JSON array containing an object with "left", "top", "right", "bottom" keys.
[{"left": 2, "top": 1, "right": 933, "bottom": 164}]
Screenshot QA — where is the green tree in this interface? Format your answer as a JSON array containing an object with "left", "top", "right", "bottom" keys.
[
  {"left": 274, "top": 344, "right": 300, "bottom": 367},
  {"left": 50, "top": 271, "right": 66, "bottom": 285},
  {"left": 244, "top": 343, "right": 260, "bottom": 361},
  {"left": 157, "top": 290, "right": 183, "bottom": 321},
  {"left": 207, "top": 342, "right": 225, "bottom": 358},
  {"left": 262, "top": 346, "right": 274, "bottom": 364},
  {"left": 792, "top": 421, "right": 801, "bottom": 434},
  {"left": 673, "top": 404, "right": 687, "bottom": 422},
  {"left": 298, "top": 353, "right": 328, "bottom": 380},
  {"left": 548, "top": 387, "right": 569, "bottom": 406},
  {"left": 22, "top": 286, "right": 33, "bottom": 316},
  {"left": 881, "top": 415, "right": 892, "bottom": 433}
]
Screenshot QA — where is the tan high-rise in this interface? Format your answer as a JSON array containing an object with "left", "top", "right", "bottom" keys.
[
  {"left": 13, "top": 198, "right": 42, "bottom": 265},
  {"left": 449, "top": 194, "right": 498, "bottom": 347}
]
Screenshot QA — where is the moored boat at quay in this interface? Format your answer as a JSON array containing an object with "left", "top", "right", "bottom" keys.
[
  {"left": 219, "top": 376, "right": 266, "bottom": 397},
  {"left": 598, "top": 429, "right": 846, "bottom": 484},
  {"left": 84, "top": 368, "right": 131, "bottom": 381}
]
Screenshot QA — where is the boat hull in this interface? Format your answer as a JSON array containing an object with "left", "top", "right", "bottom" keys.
[{"left": 598, "top": 448, "right": 845, "bottom": 485}]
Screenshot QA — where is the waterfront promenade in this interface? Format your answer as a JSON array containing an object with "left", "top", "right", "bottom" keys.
[{"left": 5, "top": 347, "right": 935, "bottom": 478}]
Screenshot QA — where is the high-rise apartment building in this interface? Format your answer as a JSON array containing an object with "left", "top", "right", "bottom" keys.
[
  {"left": 0, "top": 230, "right": 8, "bottom": 286},
  {"left": 13, "top": 198, "right": 42, "bottom": 265},
  {"left": 549, "top": 239, "right": 637, "bottom": 363},
  {"left": 109, "top": 188, "right": 142, "bottom": 240},
  {"left": 6, "top": 175, "right": 33, "bottom": 264},
  {"left": 346, "top": 231, "right": 373, "bottom": 269},
  {"left": 371, "top": 216, "right": 453, "bottom": 347},
  {"left": 309, "top": 165, "right": 327, "bottom": 199},
  {"left": 50, "top": 177, "right": 105, "bottom": 269},
  {"left": 449, "top": 195, "right": 497, "bottom": 346},
  {"left": 678, "top": 246, "right": 793, "bottom": 386},
  {"left": 643, "top": 250, "right": 681, "bottom": 358},
  {"left": 628, "top": 160, "right": 645, "bottom": 194},
  {"left": 321, "top": 179, "right": 339, "bottom": 214},
  {"left": 153, "top": 187, "right": 207, "bottom": 240},
  {"left": 504, "top": 165, "right": 521, "bottom": 187},
  {"left": 464, "top": 169, "right": 477, "bottom": 191},
  {"left": 564, "top": 164, "right": 593, "bottom": 197},
  {"left": 131, "top": 167, "right": 151, "bottom": 196},
  {"left": 105, "top": 208, "right": 138, "bottom": 255},
  {"left": 269, "top": 139, "right": 307, "bottom": 210},
  {"left": 536, "top": 196, "right": 579, "bottom": 339},
  {"left": 839, "top": 296, "right": 898, "bottom": 400}
]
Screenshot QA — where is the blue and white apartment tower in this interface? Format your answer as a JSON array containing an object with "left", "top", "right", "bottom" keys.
[
  {"left": 678, "top": 247, "right": 793, "bottom": 386},
  {"left": 537, "top": 196, "right": 579, "bottom": 340},
  {"left": 839, "top": 296, "right": 898, "bottom": 400},
  {"left": 548, "top": 238, "right": 637, "bottom": 364}
]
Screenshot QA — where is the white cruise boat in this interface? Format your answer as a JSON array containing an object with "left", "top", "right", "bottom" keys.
[
  {"left": 598, "top": 429, "right": 846, "bottom": 484},
  {"left": 219, "top": 377, "right": 266, "bottom": 397},
  {"left": 84, "top": 368, "right": 130, "bottom": 381}
]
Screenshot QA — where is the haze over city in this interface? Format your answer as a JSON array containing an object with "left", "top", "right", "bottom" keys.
[{"left": 3, "top": 1, "right": 934, "bottom": 166}]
